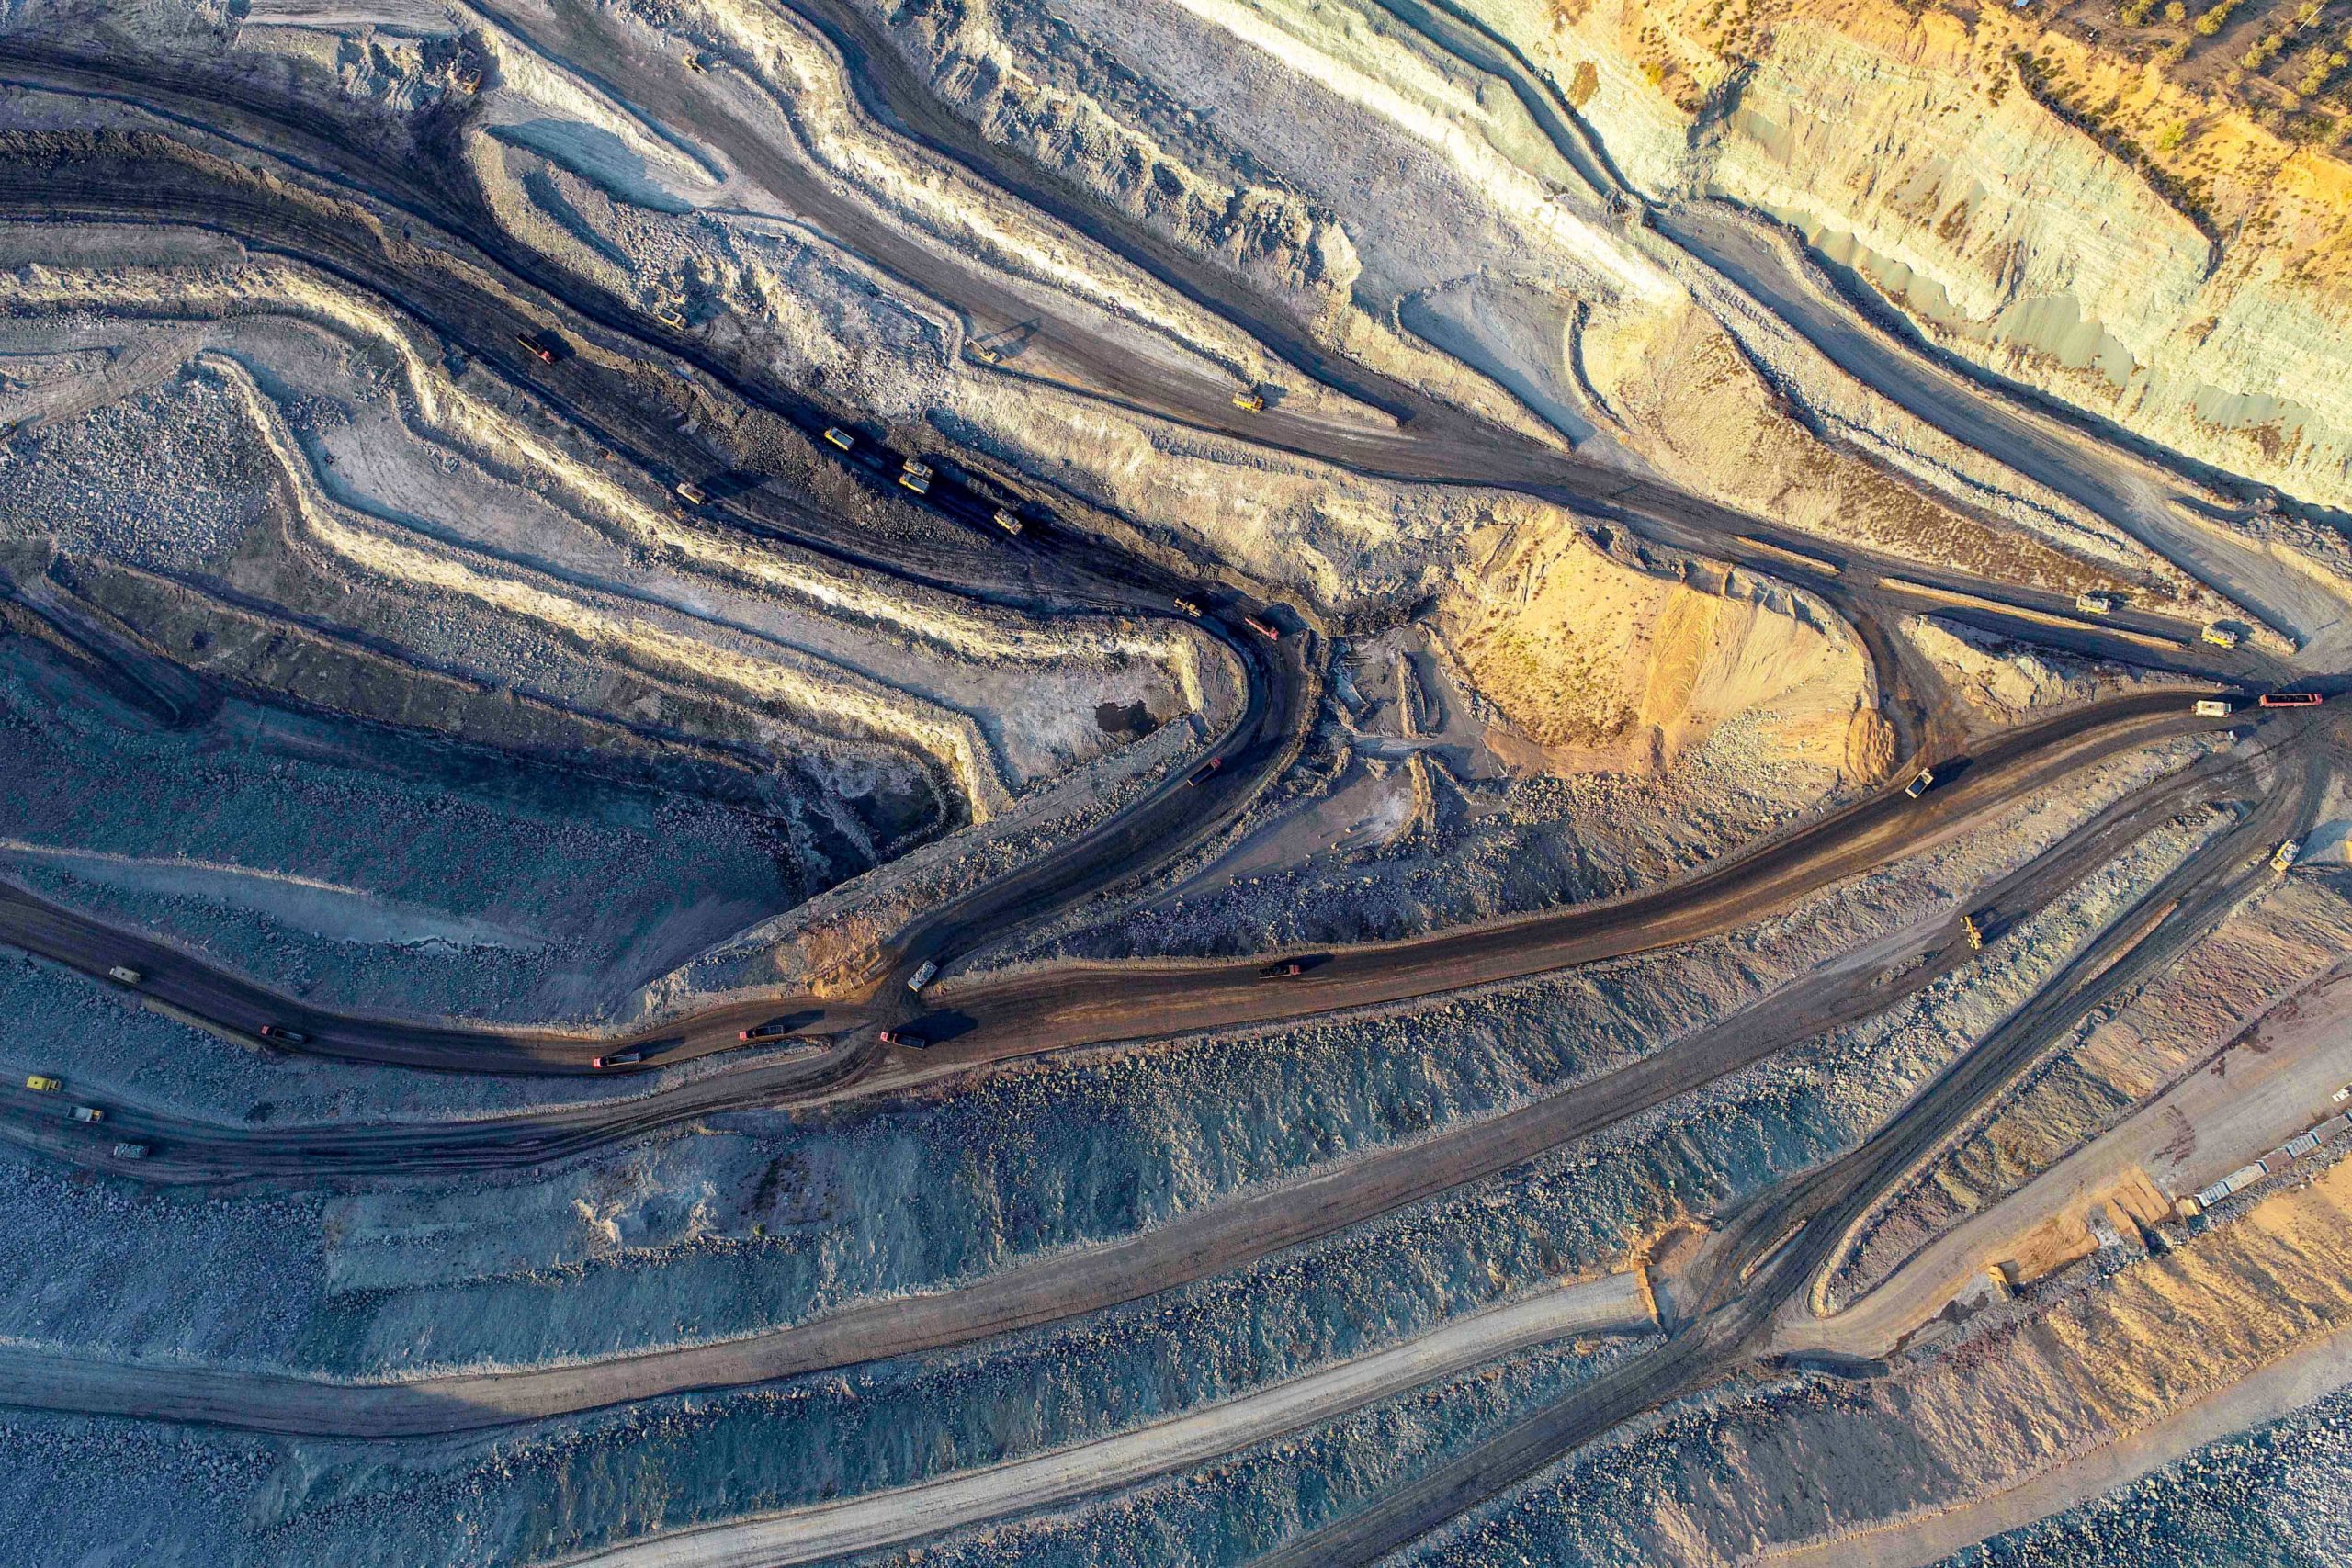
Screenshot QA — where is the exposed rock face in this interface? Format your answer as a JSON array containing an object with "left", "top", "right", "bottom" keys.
[
  {"left": 1441, "top": 521, "right": 1866, "bottom": 777},
  {"left": 1487, "top": 0, "right": 2352, "bottom": 506}
]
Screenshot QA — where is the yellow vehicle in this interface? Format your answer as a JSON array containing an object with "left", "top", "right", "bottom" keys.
[
  {"left": 2272, "top": 839, "right": 2301, "bottom": 872},
  {"left": 673, "top": 481, "right": 708, "bottom": 507},
  {"left": 653, "top": 305, "right": 688, "bottom": 332},
  {"left": 2075, "top": 591, "right": 2117, "bottom": 615},
  {"left": 1231, "top": 389, "right": 1265, "bottom": 413},
  {"left": 1962, "top": 914, "right": 1985, "bottom": 952},
  {"left": 2194, "top": 699, "right": 2233, "bottom": 718},
  {"left": 23, "top": 1075, "right": 60, "bottom": 1092},
  {"left": 990, "top": 508, "right": 1023, "bottom": 536},
  {"left": 2201, "top": 624, "right": 2241, "bottom": 649},
  {"left": 72, "top": 1106, "right": 104, "bottom": 1124},
  {"left": 107, "top": 965, "right": 141, "bottom": 985},
  {"left": 899, "top": 459, "right": 933, "bottom": 495},
  {"left": 823, "top": 426, "right": 855, "bottom": 451}
]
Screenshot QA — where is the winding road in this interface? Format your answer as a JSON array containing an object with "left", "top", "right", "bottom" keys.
[{"left": 0, "top": 22, "right": 2342, "bottom": 1568}]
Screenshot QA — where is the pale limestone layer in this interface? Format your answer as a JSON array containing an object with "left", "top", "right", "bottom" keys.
[{"left": 1487, "top": 0, "right": 2352, "bottom": 510}]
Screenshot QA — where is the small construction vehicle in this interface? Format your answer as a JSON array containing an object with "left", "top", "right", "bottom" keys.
[
  {"left": 1962, "top": 912, "right": 1985, "bottom": 951},
  {"left": 1232, "top": 389, "right": 1266, "bottom": 413},
  {"left": 107, "top": 965, "right": 142, "bottom": 985},
  {"left": 2201, "top": 624, "right": 2240, "bottom": 649}
]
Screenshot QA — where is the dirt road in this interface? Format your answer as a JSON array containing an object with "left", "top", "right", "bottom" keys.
[{"left": 550, "top": 1271, "right": 1651, "bottom": 1568}]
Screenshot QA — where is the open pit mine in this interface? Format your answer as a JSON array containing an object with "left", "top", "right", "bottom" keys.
[{"left": 6, "top": 0, "right": 2352, "bottom": 1561}]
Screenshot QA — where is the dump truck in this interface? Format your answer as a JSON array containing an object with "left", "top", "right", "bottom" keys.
[
  {"left": 23, "top": 1075, "right": 60, "bottom": 1093},
  {"left": 990, "top": 508, "right": 1023, "bottom": 536},
  {"left": 673, "top": 481, "right": 708, "bottom": 507},
  {"left": 2273, "top": 840, "right": 2301, "bottom": 872},
  {"left": 1905, "top": 768, "right": 1935, "bottom": 799},
  {"left": 2260, "top": 692, "right": 2324, "bottom": 707},
  {"left": 2194, "top": 699, "right": 2233, "bottom": 717},
  {"left": 653, "top": 305, "right": 688, "bottom": 332},
  {"left": 2201, "top": 624, "right": 2240, "bottom": 649},
  {"left": 258, "top": 1024, "right": 306, "bottom": 1044},
  {"left": 1186, "top": 757, "right": 1222, "bottom": 785},
  {"left": 2075, "top": 591, "right": 2118, "bottom": 614},
  {"left": 1258, "top": 959, "right": 1306, "bottom": 979},
  {"left": 739, "top": 1022, "right": 798, "bottom": 1043},
  {"left": 591, "top": 1049, "right": 645, "bottom": 1068},
  {"left": 72, "top": 1106, "right": 104, "bottom": 1124},
  {"left": 899, "top": 458, "right": 933, "bottom": 495},
  {"left": 823, "top": 426, "right": 854, "bottom": 451},
  {"left": 515, "top": 332, "right": 556, "bottom": 365},
  {"left": 107, "top": 965, "right": 141, "bottom": 985},
  {"left": 907, "top": 959, "right": 939, "bottom": 991},
  {"left": 112, "top": 1142, "right": 149, "bottom": 1160},
  {"left": 1231, "top": 389, "right": 1265, "bottom": 413}
]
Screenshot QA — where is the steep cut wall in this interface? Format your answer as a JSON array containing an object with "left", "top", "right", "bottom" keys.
[{"left": 1477, "top": 0, "right": 2352, "bottom": 507}]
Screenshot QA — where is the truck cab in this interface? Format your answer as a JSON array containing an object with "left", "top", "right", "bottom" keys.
[{"left": 1904, "top": 768, "right": 1935, "bottom": 799}]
